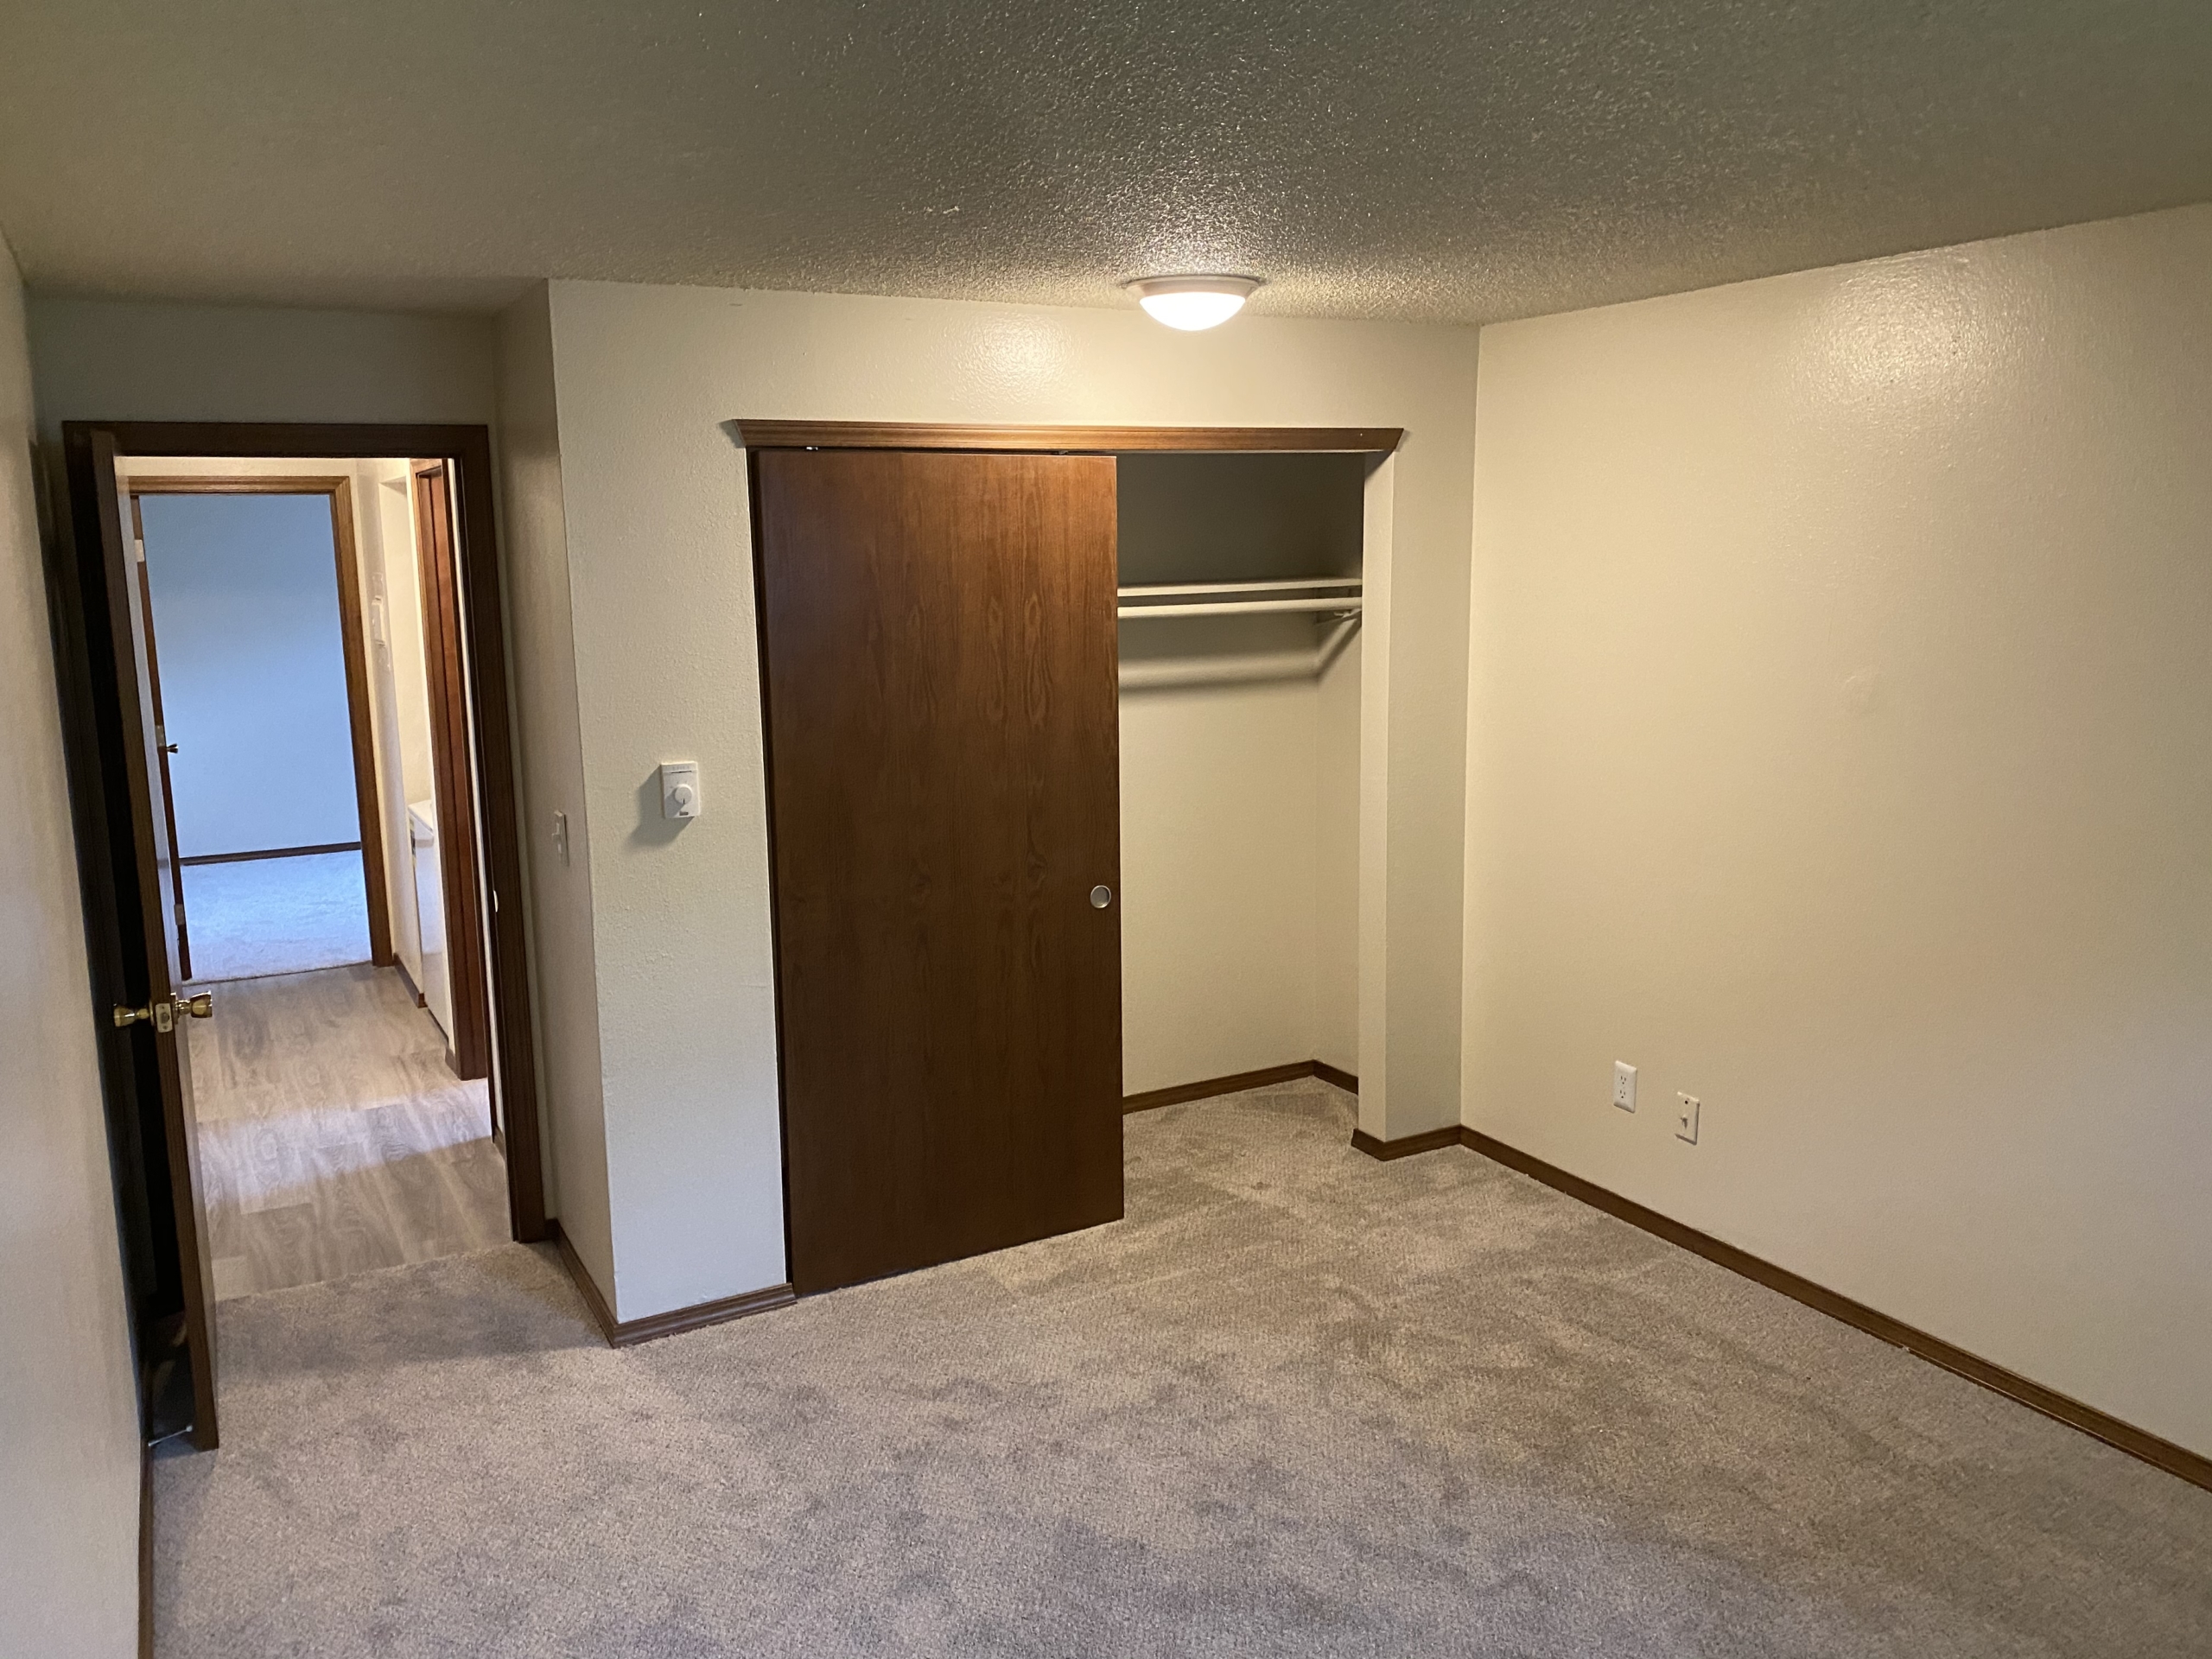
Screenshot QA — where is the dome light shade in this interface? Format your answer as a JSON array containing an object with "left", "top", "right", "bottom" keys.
[{"left": 1125, "top": 274, "right": 1262, "bottom": 331}]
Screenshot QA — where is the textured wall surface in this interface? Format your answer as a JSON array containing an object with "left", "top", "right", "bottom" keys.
[
  {"left": 0, "top": 237, "right": 142, "bottom": 1658},
  {"left": 1462, "top": 203, "right": 2212, "bottom": 1459},
  {"left": 1121, "top": 675, "right": 1324, "bottom": 1096},
  {"left": 26, "top": 298, "right": 495, "bottom": 433},
  {"left": 494, "top": 286, "right": 612, "bottom": 1294},
  {"left": 353, "top": 459, "right": 434, "bottom": 984},
  {"left": 1, "top": 2, "right": 2207, "bottom": 321}
]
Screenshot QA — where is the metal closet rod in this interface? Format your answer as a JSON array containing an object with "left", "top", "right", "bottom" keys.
[
  {"left": 1120, "top": 613, "right": 1361, "bottom": 690},
  {"left": 1118, "top": 595, "right": 1363, "bottom": 619}
]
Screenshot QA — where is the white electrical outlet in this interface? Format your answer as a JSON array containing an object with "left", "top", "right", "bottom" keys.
[
  {"left": 1676, "top": 1093, "right": 1700, "bottom": 1144},
  {"left": 1613, "top": 1061, "right": 1637, "bottom": 1113}
]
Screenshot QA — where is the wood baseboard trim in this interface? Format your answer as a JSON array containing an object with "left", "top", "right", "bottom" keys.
[
  {"left": 1350, "top": 1123, "right": 1463, "bottom": 1160},
  {"left": 1458, "top": 1127, "right": 2212, "bottom": 1495},
  {"left": 1123, "top": 1058, "right": 1361, "bottom": 1114},
  {"left": 176, "top": 840, "right": 361, "bottom": 866},
  {"left": 1123, "top": 1061, "right": 1317, "bottom": 1113},
  {"left": 138, "top": 1443, "right": 154, "bottom": 1659},
  {"left": 607, "top": 1282, "right": 798, "bottom": 1347},
  {"left": 548, "top": 1220, "right": 797, "bottom": 1348}
]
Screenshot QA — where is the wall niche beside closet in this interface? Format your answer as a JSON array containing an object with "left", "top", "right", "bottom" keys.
[{"left": 1115, "top": 450, "right": 1368, "bottom": 1103}]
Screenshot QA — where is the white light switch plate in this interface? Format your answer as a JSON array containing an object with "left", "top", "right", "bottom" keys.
[
  {"left": 659, "top": 761, "right": 701, "bottom": 821},
  {"left": 1613, "top": 1061, "right": 1637, "bottom": 1113},
  {"left": 1676, "top": 1093, "right": 1700, "bottom": 1144}
]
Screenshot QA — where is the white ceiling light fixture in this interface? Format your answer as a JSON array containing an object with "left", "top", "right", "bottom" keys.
[{"left": 1124, "top": 274, "right": 1262, "bottom": 331}]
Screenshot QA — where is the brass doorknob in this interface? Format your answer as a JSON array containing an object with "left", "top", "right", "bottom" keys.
[{"left": 111, "top": 991, "right": 213, "bottom": 1032}]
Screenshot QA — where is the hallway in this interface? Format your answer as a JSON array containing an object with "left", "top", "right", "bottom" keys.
[{"left": 187, "top": 964, "right": 509, "bottom": 1300}]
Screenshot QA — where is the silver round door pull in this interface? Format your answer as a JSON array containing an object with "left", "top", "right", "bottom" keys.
[{"left": 1090, "top": 885, "right": 1112, "bottom": 909}]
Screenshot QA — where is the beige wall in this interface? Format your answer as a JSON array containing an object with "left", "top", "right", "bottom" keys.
[
  {"left": 1120, "top": 671, "right": 1322, "bottom": 1095},
  {"left": 27, "top": 296, "right": 494, "bottom": 433},
  {"left": 536, "top": 281, "right": 1478, "bottom": 1319},
  {"left": 1462, "top": 203, "right": 2212, "bottom": 1459},
  {"left": 1313, "top": 628, "right": 1360, "bottom": 1077},
  {"left": 356, "top": 458, "right": 435, "bottom": 985},
  {"left": 0, "top": 244, "right": 142, "bottom": 1655},
  {"left": 1116, "top": 629, "right": 1361, "bottom": 1090},
  {"left": 495, "top": 286, "right": 611, "bottom": 1293}
]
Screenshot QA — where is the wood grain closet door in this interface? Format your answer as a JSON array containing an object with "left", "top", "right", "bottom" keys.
[{"left": 753, "top": 448, "right": 1123, "bottom": 1295}]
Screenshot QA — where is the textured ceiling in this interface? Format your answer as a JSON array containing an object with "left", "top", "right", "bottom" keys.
[{"left": 2, "top": 0, "right": 2209, "bottom": 322}]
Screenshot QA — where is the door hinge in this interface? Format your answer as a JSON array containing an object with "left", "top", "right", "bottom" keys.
[{"left": 175, "top": 901, "right": 188, "bottom": 926}]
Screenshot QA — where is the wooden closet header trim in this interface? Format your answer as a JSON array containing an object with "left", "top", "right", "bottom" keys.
[
  {"left": 127, "top": 475, "right": 352, "bottom": 495},
  {"left": 732, "top": 422, "right": 1406, "bottom": 454}
]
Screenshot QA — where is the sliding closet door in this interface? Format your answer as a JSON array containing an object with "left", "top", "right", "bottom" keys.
[{"left": 753, "top": 448, "right": 1122, "bottom": 1295}]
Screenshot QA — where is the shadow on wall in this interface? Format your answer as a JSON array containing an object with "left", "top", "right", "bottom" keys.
[{"left": 629, "top": 768, "right": 692, "bottom": 849}]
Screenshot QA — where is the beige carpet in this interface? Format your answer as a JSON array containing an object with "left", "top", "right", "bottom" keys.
[{"left": 154, "top": 1079, "right": 2211, "bottom": 1656}]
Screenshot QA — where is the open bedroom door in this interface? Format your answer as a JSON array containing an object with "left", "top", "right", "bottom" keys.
[{"left": 71, "top": 429, "right": 222, "bottom": 1449}]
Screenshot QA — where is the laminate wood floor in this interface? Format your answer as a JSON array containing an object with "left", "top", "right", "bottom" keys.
[{"left": 187, "top": 963, "right": 511, "bottom": 1300}]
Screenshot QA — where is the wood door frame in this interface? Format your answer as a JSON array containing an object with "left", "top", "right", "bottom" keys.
[
  {"left": 729, "top": 421, "right": 1405, "bottom": 454},
  {"left": 409, "top": 457, "right": 493, "bottom": 1084},
  {"left": 126, "top": 474, "right": 394, "bottom": 969},
  {"left": 122, "top": 524, "right": 193, "bottom": 982},
  {"left": 56, "top": 423, "right": 547, "bottom": 1292}
]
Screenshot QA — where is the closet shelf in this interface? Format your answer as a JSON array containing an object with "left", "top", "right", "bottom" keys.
[{"left": 1116, "top": 576, "right": 1362, "bottom": 620}]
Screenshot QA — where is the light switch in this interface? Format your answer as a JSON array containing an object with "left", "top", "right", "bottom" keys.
[{"left": 659, "top": 761, "right": 701, "bottom": 821}]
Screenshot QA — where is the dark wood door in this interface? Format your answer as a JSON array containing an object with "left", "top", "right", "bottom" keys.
[
  {"left": 127, "top": 501, "right": 193, "bottom": 981},
  {"left": 411, "top": 460, "right": 492, "bottom": 1086},
  {"left": 90, "top": 434, "right": 221, "bottom": 1448},
  {"left": 753, "top": 448, "right": 1123, "bottom": 1294}
]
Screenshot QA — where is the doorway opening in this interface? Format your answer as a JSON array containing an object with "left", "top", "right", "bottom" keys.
[
  {"left": 52, "top": 423, "right": 542, "bottom": 1452},
  {"left": 125, "top": 457, "right": 504, "bottom": 1304},
  {"left": 1113, "top": 449, "right": 1370, "bottom": 1107}
]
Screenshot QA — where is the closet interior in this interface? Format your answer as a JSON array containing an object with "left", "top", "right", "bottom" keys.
[{"left": 1116, "top": 450, "right": 1367, "bottom": 1102}]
